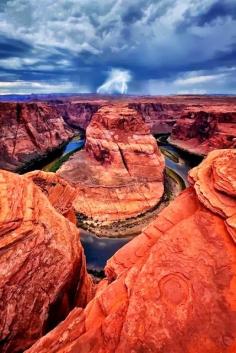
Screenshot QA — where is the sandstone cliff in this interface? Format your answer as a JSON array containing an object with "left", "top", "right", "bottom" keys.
[
  {"left": 50, "top": 101, "right": 100, "bottom": 129},
  {"left": 0, "top": 170, "right": 93, "bottom": 353},
  {"left": 0, "top": 102, "right": 74, "bottom": 172},
  {"left": 57, "top": 104, "right": 165, "bottom": 234},
  {"left": 129, "top": 102, "right": 185, "bottom": 134},
  {"left": 26, "top": 149, "right": 236, "bottom": 353},
  {"left": 169, "top": 111, "right": 236, "bottom": 155}
]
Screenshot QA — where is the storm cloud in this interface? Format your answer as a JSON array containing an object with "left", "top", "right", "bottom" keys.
[{"left": 0, "top": 0, "right": 235, "bottom": 94}]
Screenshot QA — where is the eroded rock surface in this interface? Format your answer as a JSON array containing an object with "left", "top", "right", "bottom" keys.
[
  {"left": 27, "top": 149, "right": 236, "bottom": 353},
  {"left": 51, "top": 101, "right": 100, "bottom": 129},
  {"left": 0, "top": 102, "right": 74, "bottom": 172},
  {"left": 26, "top": 170, "right": 77, "bottom": 224},
  {"left": 0, "top": 170, "right": 93, "bottom": 353},
  {"left": 169, "top": 111, "right": 236, "bottom": 155},
  {"left": 57, "top": 104, "right": 165, "bottom": 234}
]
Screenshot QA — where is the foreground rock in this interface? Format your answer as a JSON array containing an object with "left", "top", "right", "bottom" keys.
[
  {"left": 0, "top": 170, "right": 93, "bottom": 353},
  {"left": 27, "top": 149, "right": 236, "bottom": 353},
  {"left": 169, "top": 111, "right": 236, "bottom": 155},
  {"left": 0, "top": 102, "right": 74, "bottom": 172},
  {"left": 26, "top": 170, "right": 78, "bottom": 224},
  {"left": 58, "top": 104, "right": 165, "bottom": 236}
]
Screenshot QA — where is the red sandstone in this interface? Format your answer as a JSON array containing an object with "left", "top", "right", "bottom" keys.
[
  {"left": 57, "top": 104, "right": 165, "bottom": 224},
  {"left": 169, "top": 110, "right": 236, "bottom": 155},
  {"left": 0, "top": 170, "right": 93, "bottom": 353},
  {"left": 26, "top": 150, "right": 236, "bottom": 353}
]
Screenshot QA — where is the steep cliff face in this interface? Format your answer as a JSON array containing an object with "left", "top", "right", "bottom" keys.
[
  {"left": 50, "top": 101, "right": 100, "bottom": 129},
  {"left": 0, "top": 170, "right": 93, "bottom": 353},
  {"left": 0, "top": 102, "right": 74, "bottom": 172},
  {"left": 169, "top": 111, "right": 236, "bottom": 155},
  {"left": 129, "top": 102, "right": 185, "bottom": 134},
  {"left": 57, "top": 104, "right": 165, "bottom": 234},
  {"left": 26, "top": 149, "right": 236, "bottom": 353}
]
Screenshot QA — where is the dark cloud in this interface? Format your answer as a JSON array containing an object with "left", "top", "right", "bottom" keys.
[
  {"left": 0, "top": 0, "right": 235, "bottom": 94},
  {"left": 178, "top": 0, "right": 236, "bottom": 31},
  {"left": 121, "top": 7, "right": 144, "bottom": 24},
  {"left": 0, "top": 35, "right": 33, "bottom": 58},
  {"left": 195, "top": 1, "right": 236, "bottom": 25}
]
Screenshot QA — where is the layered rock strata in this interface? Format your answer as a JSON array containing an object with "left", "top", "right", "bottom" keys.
[
  {"left": 27, "top": 149, "right": 236, "bottom": 353},
  {"left": 0, "top": 170, "right": 93, "bottom": 353},
  {"left": 57, "top": 104, "right": 165, "bottom": 235},
  {"left": 51, "top": 101, "right": 100, "bottom": 129},
  {"left": 169, "top": 111, "right": 236, "bottom": 155},
  {"left": 0, "top": 102, "right": 74, "bottom": 172}
]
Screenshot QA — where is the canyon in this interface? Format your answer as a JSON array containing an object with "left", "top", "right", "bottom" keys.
[
  {"left": 57, "top": 104, "right": 165, "bottom": 236},
  {"left": 0, "top": 95, "right": 235, "bottom": 352},
  {"left": 25, "top": 149, "right": 236, "bottom": 353},
  {"left": 0, "top": 95, "right": 235, "bottom": 173}
]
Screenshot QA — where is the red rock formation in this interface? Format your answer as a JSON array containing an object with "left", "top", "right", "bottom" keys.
[
  {"left": 0, "top": 96, "right": 235, "bottom": 173},
  {"left": 26, "top": 170, "right": 78, "bottom": 224},
  {"left": 129, "top": 102, "right": 185, "bottom": 134},
  {"left": 169, "top": 111, "right": 236, "bottom": 155},
  {"left": 0, "top": 170, "right": 93, "bottom": 353},
  {"left": 57, "top": 104, "right": 165, "bottom": 228},
  {"left": 26, "top": 149, "right": 236, "bottom": 353},
  {"left": 51, "top": 101, "right": 100, "bottom": 130},
  {"left": 0, "top": 102, "right": 74, "bottom": 172}
]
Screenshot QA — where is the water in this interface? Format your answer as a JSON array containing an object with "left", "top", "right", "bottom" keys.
[
  {"left": 37, "top": 134, "right": 201, "bottom": 274},
  {"left": 63, "top": 140, "right": 84, "bottom": 154},
  {"left": 42, "top": 137, "right": 85, "bottom": 172},
  {"left": 80, "top": 229, "right": 132, "bottom": 274}
]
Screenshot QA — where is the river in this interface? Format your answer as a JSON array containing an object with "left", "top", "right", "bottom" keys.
[{"left": 35, "top": 134, "right": 201, "bottom": 274}]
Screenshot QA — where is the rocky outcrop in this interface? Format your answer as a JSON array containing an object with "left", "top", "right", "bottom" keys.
[
  {"left": 57, "top": 104, "right": 165, "bottom": 235},
  {"left": 169, "top": 111, "right": 236, "bottom": 155},
  {"left": 129, "top": 102, "right": 185, "bottom": 134},
  {"left": 26, "top": 149, "right": 236, "bottom": 353},
  {"left": 51, "top": 101, "right": 100, "bottom": 130},
  {"left": 129, "top": 96, "right": 236, "bottom": 136},
  {"left": 0, "top": 170, "right": 93, "bottom": 353},
  {"left": 0, "top": 102, "right": 74, "bottom": 172},
  {"left": 26, "top": 170, "right": 78, "bottom": 224}
]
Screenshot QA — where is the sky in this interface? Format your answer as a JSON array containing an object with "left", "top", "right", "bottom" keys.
[{"left": 0, "top": 0, "right": 235, "bottom": 95}]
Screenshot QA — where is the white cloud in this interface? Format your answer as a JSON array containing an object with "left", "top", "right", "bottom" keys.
[
  {"left": 97, "top": 68, "right": 132, "bottom": 94},
  {"left": 174, "top": 73, "right": 227, "bottom": 85},
  {"left": 0, "top": 80, "right": 90, "bottom": 95}
]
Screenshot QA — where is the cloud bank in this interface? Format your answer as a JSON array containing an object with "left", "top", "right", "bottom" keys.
[{"left": 0, "top": 0, "right": 235, "bottom": 95}]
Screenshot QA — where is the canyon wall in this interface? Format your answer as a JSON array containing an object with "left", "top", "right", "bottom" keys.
[
  {"left": 0, "top": 101, "right": 100, "bottom": 172},
  {"left": 26, "top": 149, "right": 236, "bottom": 353},
  {"left": 169, "top": 111, "right": 236, "bottom": 155},
  {"left": 0, "top": 96, "right": 235, "bottom": 173},
  {"left": 50, "top": 101, "right": 100, "bottom": 129},
  {"left": 0, "top": 102, "right": 74, "bottom": 172},
  {"left": 0, "top": 170, "right": 93, "bottom": 353}
]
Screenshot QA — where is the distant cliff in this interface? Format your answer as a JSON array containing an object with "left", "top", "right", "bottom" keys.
[
  {"left": 0, "top": 101, "right": 100, "bottom": 171},
  {"left": 169, "top": 111, "right": 236, "bottom": 155}
]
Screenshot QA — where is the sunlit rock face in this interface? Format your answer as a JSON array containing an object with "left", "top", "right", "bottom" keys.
[
  {"left": 0, "top": 102, "right": 74, "bottom": 172},
  {"left": 0, "top": 170, "right": 93, "bottom": 353},
  {"left": 26, "top": 170, "right": 78, "bottom": 224},
  {"left": 26, "top": 149, "right": 236, "bottom": 353},
  {"left": 169, "top": 111, "right": 236, "bottom": 155},
  {"left": 57, "top": 104, "right": 165, "bottom": 227}
]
